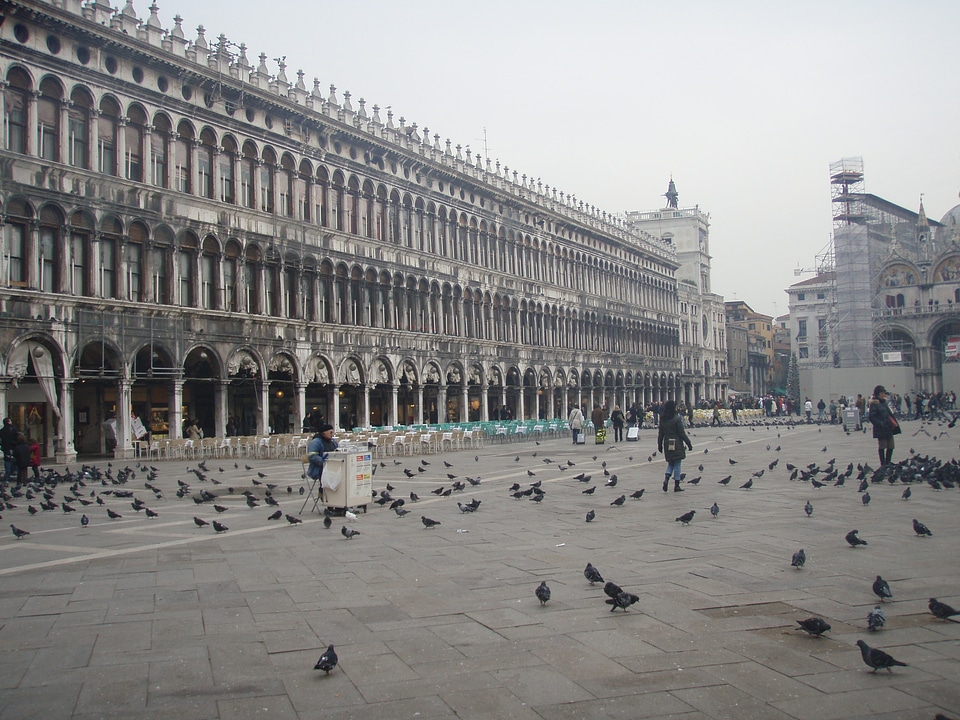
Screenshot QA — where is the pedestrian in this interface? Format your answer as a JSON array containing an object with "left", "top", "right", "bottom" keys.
[
  {"left": 804, "top": 397, "right": 813, "bottom": 422},
  {"left": 829, "top": 399, "right": 838, "bottom": 424},
  {"left": 658, "top": 400, "right": 693, "bottom": 493},
  {"left": 591, "top": 405, "right": 606, "bottom": 445},
  {"left": 568, "top": 406, "right": 584, "bottom": 445},
  {"left": 868, "top": 385, "right": 899, "bottom": 467},
  {"left": 13, "top": 433, "right": 31, "bottom": 486},
  {"left": 816, "top": 398, "right": 826, "bottom": 422},
  {"left": 610, "top": 405, "right": 625, "bottom": 442},
  {"left": 711, "top": 402, "right": 722, "bottom": 427},
  {"left": 0, "top": 418, "right": 18, "bottom": 481},
  {"left": 307, "top": 423, "right": 339, "bottom": 481},
  {"left": 185, "top": 419, "right": 202, "bottom": 441},
  {"left": 28, "top": 437, "right": 41, "bottom": 480}
]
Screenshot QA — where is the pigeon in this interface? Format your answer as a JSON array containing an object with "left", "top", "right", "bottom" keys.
[
  {"left": 285, "top": 514, "right": 302, "bottom": 525},
  {"left": 341, "top": 525, "right": 360, "bottom": 539},
  {"left": 873, "top": 576, "right": 892, "bottom": 602},
  {"left": 728, "top": 458, "right": 738, "bottom": 465},
  {"left": 535, "top": 581, "right": 551, "bottom": 605},
  {"left": 861, "top": 492, "right": 871, "bottom": 506},
  {"left": 10, "top": 524, "right": 29, "bottom": 540},
  {"left": 106, "top": 508, "right": 122, "bottom": 520},
  {"left": 630, "top": 490, "right": 645, "bottom": 500},
  {"left": 409, "top": 492, "right": 419, "bottom": 502},
  {"left": 791, "top": 549, "right": 806, "bottom": 569},
  {"left": 675, "top": 510, "right": 696, "bottom": 525},
  {"left": 193, "top": 517, "right": 209, "bottom": 527},
  {"left": 323, "top": 513, "right": 333, "bottom": 528},
  {"left": 268, "top": 509, "right": 282, "bottom": 520},
  {"left": 912, "top": 519, "right": 932, "bottom": 536},
  {"left": 867, "top": 606, "right": 886, "bottom": 631},
  {"left": 457, "top": 501, "right": 476, "bottom": 514},
  {"left": 710, "top": 502, "right": 719, "bottom": 518},
  {"left": 145, "top": 508, "right": 159, "bottom": 518},
  {"left": 855, "top": 639, "right": 908, "bottom": 673},
  {"left": 605, "top": 475, "right": 618, "bottom": 488},
  {"left": 845, "top": 529, "right": 868, "bottom": 547},
  {"left": 421, "top": 516, "right": 441, "bottom": 529},
  {"left": 212, "top": 521, "right": 228, "bottom": 533},
  {"left": 80, "top": 514, "right": 89, "bottom": 527},
  {"left": 796, "top": 617, "right": 831, "bottom": 637},
  {"left": 581, "top": 486, "right": 596, "bottom": 495},
  {"left": 314, "top": 644, "right": 338, "bottom": 673},
  {"left": 344, "top": 510, "right": 358, "bottom": 522},
  {"left": 610, "top": 495, "right": 626, "bottom": 507},
  {"left": 740, "top": 479, "right": 753, "bottom": 490},
  {"left": 804, "top": 501, "right": 813, "bottom": 517},
  {"left": 901, "top": 487, "right": 911, "bottom": 500},
  {"left": 929, "top": 598, "right": 960, "bottom": 622},
  {"left": 585, "top": 509, "right": 596, "bottom": 523},
  {"left": 213, "top": 505, "right": 228, "bottom": 514},
  {"left": 718, "top": 475, "right": 732, "bottom": 485},
  {"left": 606, "top": 589, "right": 640, "bottom": 612},
  {"left": 394, "top": 507, "right": 409, "bottom": 518},
  {"left": 584, "top": 562, "right": 604, "bottom": 584}
]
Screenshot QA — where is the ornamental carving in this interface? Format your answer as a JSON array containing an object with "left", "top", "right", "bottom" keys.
[{"left": 227, "top": 351, "right": 258, "bottom": 377}]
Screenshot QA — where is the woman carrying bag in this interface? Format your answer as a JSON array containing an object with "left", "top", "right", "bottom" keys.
[{"left": 658, "top": 400, "right": 693, "bottom": 493}]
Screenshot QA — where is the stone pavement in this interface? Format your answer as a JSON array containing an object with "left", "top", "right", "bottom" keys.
[{"left": 0, "top": 419, "right": 958, "bottom": 719}]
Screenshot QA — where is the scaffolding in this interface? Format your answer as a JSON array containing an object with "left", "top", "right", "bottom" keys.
[{"left": 830, "top": 157, "right": 866, "bottom": 228}]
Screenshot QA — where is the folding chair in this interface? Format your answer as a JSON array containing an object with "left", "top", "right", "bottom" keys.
[{"left": 299, "top": 454, "right": 324, "bottom": 514}]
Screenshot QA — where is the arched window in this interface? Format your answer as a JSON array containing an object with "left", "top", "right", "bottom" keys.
[
  {"left": 151, "top": 226, "right": 173, "bottom": 304},
  {"left": 151, "top": 113, "right": 171, "bottom": 187},
  {"left": 5, "top": 198, "right": 31, "bottom": 286},
  {"left": 178, "top": 233, "right": 197, "bottom": 306},
  {"left": 279, "top": 155, "right": 295, "bottom": 217},
  {"left": 70, "top": 211, "right": 93, "bottom": 296},
  {"left": 264, "top": 250, "right": 280, "bottom": 316},
  {"left": 241, "top": 142, "right": 257, "bottom": 209},
  {"left": 4, "top": 68, "right": 30, "bottom": 154},
  {"left": 301, "top": 260, "right": 316, "bottom": 321},
  {"left": 201, "top": 235, "right": 219, "bottom": 309},
  {"left": 316, "top": 167, "right": 329, "bottom": 227},
  {"left": 39, "top": 206, "right": 63, "bottom": 292},
  {"left": 298, "top": 160, "right": 312, "bottom": 222},
  {"left": 220, "top": 136, "right": 237, "bottom": 204},
  {"left": 197, "top": 128, "right": 216, "bottom": 199},
  {"left": 244, "top": 246, "right": 261, "bottom": 314},
  {"left": 126, "top": 221, "right": 147, "bottom": 301},
  {"left": 331, "top": 172, "right": 344, "bottom": 230},
  {"left": 175, "top": 121, "right": 193, "bottom": 193},
  {"left": 223, "top": 241, "right": 241, "bottom": 312},
  {"left": 284, "top": 257, "right": 298, "bottom": 318},
  {"left": 260, "top": 148, "right": 276, "bottom": 213},
  {"left": 37, "top": 77, "right": 62, "bottom": 162},
  {"left": 68, "top": 88, "right": 92, "bottom": 169},
  {"left": 125, "top": 105, "right": 146, "bottom": 181},
  {"left": 97, "top": 97, "right": 120, "bottom": 175},
  {"left": 99, "top": 216, "right": 122, "bottom": 298}
]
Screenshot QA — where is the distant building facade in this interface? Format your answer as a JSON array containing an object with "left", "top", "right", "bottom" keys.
[{"left": 625, "top": 180, "right": 727, "bottom": 405}]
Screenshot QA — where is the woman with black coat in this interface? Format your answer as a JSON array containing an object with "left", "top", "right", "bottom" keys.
[
  {"left": 868, "top": 385, "right": 899, "bottom": 467},
  {"left": 658, "top": 400, "right": 693, "bottom": 492}
]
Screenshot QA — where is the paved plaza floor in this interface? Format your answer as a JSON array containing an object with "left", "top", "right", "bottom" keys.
[{"left": 0, "top": 418, "right": 958, "bottom": 719}]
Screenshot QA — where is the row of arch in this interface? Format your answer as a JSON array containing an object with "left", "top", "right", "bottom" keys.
[
  {"left": 2, "top": 66, "right": 678, "bottom": 312},
  {"left": 2, "top": 198, "right": 680, "bottom": 358}
]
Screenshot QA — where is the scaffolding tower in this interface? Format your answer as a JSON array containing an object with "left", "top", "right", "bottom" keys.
[{"left": 830, "top": 157, "right": 866, "bottom": 228}]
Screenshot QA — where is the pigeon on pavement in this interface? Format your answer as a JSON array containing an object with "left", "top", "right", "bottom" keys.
[
  {"left": 585, "top": 509, "right": 596, "bottom": 523},
  {"left": 913, "top": 519, "right": 932, "bottom": 536},
  {"left": 584, "top": 562, "right": 604, "bottom": 584},
  {"left": 804, "top": 501, "right": 813, "bottom": 517},
  {"left": 791, "top": 549, "right": 806, "bottom": 569},
  {"left": 535, "top": 581, "right": 551, "bottom": 605},
  {"left": 796, "top": 617, "right": 831, "bottom": 637},
  {"left": 929, "top": 598, "right": 960, "bottom": 622},
  {"left": 845, "top": 529, "right": 868, "bottom": 547},
  {"left": 855, "top": 639, "right": 908, "bottom": 672},
  {"left": 421, "top": 516, "right": 441, "bottom": 529},
  {"left": 341, "top": 525, "right": 360, "bottom": 539},
  {"left": 314, "top": 644, "right": 338, "bottom": 673},
  {"left": 710, "top": 502, "right": 719, "bottom": 518},
  {"left": 675, "top": 510, "right": 696, "bottom": 525},
  {"left": 873, "top": 576, "right": 893, "bottom": 602},
  {"left": 867, "top": 605, "right": 886, "bottom": 631}
]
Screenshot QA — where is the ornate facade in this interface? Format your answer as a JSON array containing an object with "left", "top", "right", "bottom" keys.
[{"left": 1, "top": 0, "right": 681, "bottom": 460}]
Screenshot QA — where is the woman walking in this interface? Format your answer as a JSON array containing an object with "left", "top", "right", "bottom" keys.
[
  {"left": 868, "top": 385, "right": 899, "bottom": 467},
  {"left": 658, "top": 401, "right": 693, "bottom": 492}
]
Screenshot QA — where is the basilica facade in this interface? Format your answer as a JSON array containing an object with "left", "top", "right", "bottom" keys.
[{"left": 1, "top": 0, "right": 681, "bottom": 460}]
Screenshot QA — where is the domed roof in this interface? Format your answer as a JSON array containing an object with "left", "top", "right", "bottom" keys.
[{"left": 936, "top": 197, "right": 960, "bottom": 244}]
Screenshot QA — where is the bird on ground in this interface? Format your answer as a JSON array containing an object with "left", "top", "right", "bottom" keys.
[
  {"left": 213, "top": 505, "right": 228, "bottom": 514},
  {"left": 10, "top": 524, "right": 28, "bottom": 540},
  {"left": 403, "top": 468, "right": 414, "bottom": 478},
  {"left": 845, "top": 529, "right": 868, "bottom": 547},
  {"left": 394, "top": 507, "right": 409, "bottom": 518},
  {"left": 604, "top": 583, "right": 640, "bottom": 612},
  {"left": 431, "top": 487, "right": 445, "bottom": 495},
  {"left": 341, "top": 525, "right": 360, "bottom": 539},
  {"left": 314, "top": 644, "right": 338, "bottom": 673},
  {"left": 457, "top": 501, "right": 476, "bottom": 513},
  {"left": 585, "top": 509, "right": 596, "bottom": 523},
  {"left": 740, "top": 479, "right": 753, "bottom": 490},
  {"left": 796, "top": 617, "right": 831, "bottom": 637},
  {"left": 421, "top": 516, "right": 441, "bottom": 528},
  {"left": 718, "top": 476, "right": 732, "bottom": 485},
  {"left": 145, "top": 508, "right": 159, "bottom": 518},
  {"left": 630, "top": 490, "right": 645, "bottom": 500},
  {"left": 584, "top": 562, "right": 604, "bottom": 584},
  {"left": 901, "top": 487, "right": 912, "bottom": 500},
  {"left": 535, "top": 581, "right": 551, "bottom": 605},
  {"left": 582, "top": 486, "right": 596, "bottom": 495},
  {"left": 710, "top": 502, "right": 719, "bottom": 518},
  {"left": 873, "top": 576, "right": 893, "bottom": 602},
  {"left": 610, "top": 495, "right": 626, "bottom": 507},
  {"left": 728, "top": 459, "right": 738, "bottom": 465},
  {"left": 344, "top": 510, "right": 358, "bottom": 521},
  {"left": 862, "top": 492, "right": 871, "bottom": 506},
  {"left": 913, "top": 519, "right": 932, "bottom": 536},
  {"left": 268, "top": 509, "right": 282, "bottom": 521},
  {"left": 526, "top": 470, "right": 536, "bottom": 477},
  {"left": 285, "top": 514, "right": 302, "bottom": 525},
  {"left": 676, "top": 510, "right": 696, "bottom": 525},
  {"left": 605, "top": 475, "right": 618, "bottom": 487},
  {"left": 193, "top": 517, "right": 209, "bottom": 527},
  {"left": 106, "top": 508, "right": 122, "bottom": 520},
  {"left": 212, "top": 521, "right": 228, "bottom": 533},
  {"left": 409, "top": 492, "right": 419, "bottom": 502},
  {"left": 867, "top": 606, "right": 886, "bottom": 632},
  {"left": 855, "top": 639, "right": 908, "bottom": 673},
  {"left": 804, "top": 501, "right": 813, "bottom": 517},
  {"left": 929, "top": 598, "right": 960, "bottom": 622},
  {"left": 791, "top": 549, "right": 806, "bottom": 569},
  {"left": 322, "top": 512, "right": 333, "bottom": 528},
  {"left": 245, "top": 496, "right": 259, "bottom": 508},
  {"left": 80, "top": 514, "right": 89, "bottom": 527}
]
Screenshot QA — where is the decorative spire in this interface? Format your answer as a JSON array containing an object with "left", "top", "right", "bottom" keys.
[
  {"left": 171, "top": 14, "right": 184, "bottom": 38},
  {"left": 194, "top": 25, "right": 208, "bottom": 50},
  {"left": 147, "top": 3, "right": 161, "bottom": 28}
]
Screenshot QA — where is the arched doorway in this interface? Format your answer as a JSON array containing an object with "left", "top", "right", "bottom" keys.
[
  {"left": 183, "top": 346, "right": 218, "bottom": 439},
  {"left": 267, "top": 354, "right": 297, "bottom": 434},
  {"left": 132, "top": 343, "right": 176, "bottom": 441},
  {"left": 72, "top": 339, "right": 123, "bottom": 455},
  {"left": 227, "top": 349, "right": 261, "bottom": 436}
]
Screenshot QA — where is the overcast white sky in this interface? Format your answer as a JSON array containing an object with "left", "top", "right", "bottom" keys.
[{"left": 152, "top": 0, "right": 959, "bottom": 318}]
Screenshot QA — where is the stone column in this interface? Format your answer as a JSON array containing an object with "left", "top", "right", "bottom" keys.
[
  {"left": 416, "top": 386, "right": 424, "bottom": 425},
  {"left": 115, "top": 379, "right": 133, "bottom": 459},
  {"left": 260, "top": 381, "right": 271, "bottom": 433},
  {"left": 170, "top": 379, "right": 184, "bottom": 439},
  {"left": 218, "top": 380, "right": 230, "bottom": 437},
  {"left": 437, "top": 384, "right": 446, "bottom": 424},
  {"left": 296, "top": 382, "right": 307, "bottom": 432},
  {"left": 57, "top": 378, "right": 77, "bottom": 463},
  {"left": 461, "top": 386, "right": 469, "bottom": 423},
  {"left": 332, "top": 389, "right": 341, "bottom": 432},
  {"left": 391, "top": 385, "right": 399, "bottom": 427},
  {"left": 482, "top": 385, "right": 489, "bottom": 422},
  {"left": 517, "top": 387, "right": 525, "bottom": 421},
  {"left": 363, "top": 384, "right": 371, "bottom": 428}
]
